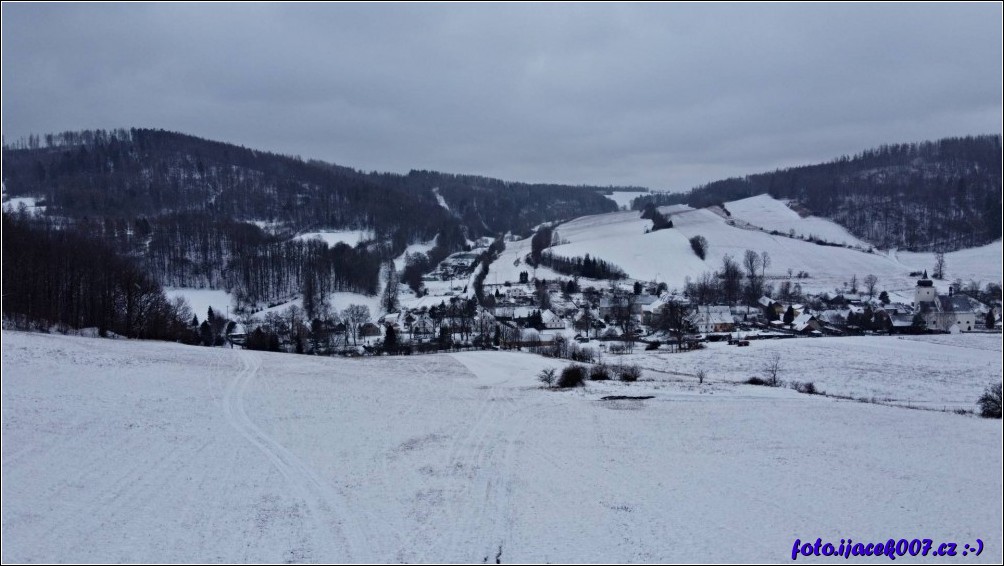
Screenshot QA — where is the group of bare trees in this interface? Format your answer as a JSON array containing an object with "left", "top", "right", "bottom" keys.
[
  {"left": 2, "top": 210, "right": 192, "bottom": 341},
  {"left": 684, "top": 249, "right": 773, "bottom": 306}
]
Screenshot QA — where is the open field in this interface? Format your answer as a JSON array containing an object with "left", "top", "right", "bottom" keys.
[{"left": 2, "top": 331, "right": 1000, "bottom": 563}]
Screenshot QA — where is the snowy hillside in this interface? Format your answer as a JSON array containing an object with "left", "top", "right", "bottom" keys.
[
  {"left": 724, "top": 194, "right": 872, "bottom": 249},
  {"left": 489, "top": 195, "right": 1001, "bottom": 300},
  {"left": 601, "top": 191, "right": 648, "bottom": 210},
  {"left": 3, "top": 331, "right": 1001, "bottom": 563}
]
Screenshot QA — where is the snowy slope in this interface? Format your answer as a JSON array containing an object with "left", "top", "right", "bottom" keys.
[
  {"left": 490, "top": 196, "right": 1001, "bottom": 297},
  {"left": 3, "top": 331, "right": 1001, "bottom": 563},
  {"left": 724, "top": 194, "right": 871, "bottom": 249},
  {"left": 601, "top": 191, "right": 648, "bottom": 210},
  {"left": 487, "top": 232, "right": 565, "bottom": 284}
]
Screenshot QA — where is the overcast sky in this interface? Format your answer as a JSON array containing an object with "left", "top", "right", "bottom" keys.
[{"left": 2, "top": 3, "right": 1001, "bottom": 192}]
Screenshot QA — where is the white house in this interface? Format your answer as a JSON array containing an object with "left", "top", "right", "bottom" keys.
[
  {"left": 914, "top": 273, "right": 981, "bottom": 332},
  {"left": 689, "top": 305, "right": 735, "bottom": 333}
]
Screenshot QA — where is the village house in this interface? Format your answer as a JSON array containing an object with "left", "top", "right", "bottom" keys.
[
  {"left": 914, "top": 272, "right": 982, "bottom": 332},
  {"left": 689, "top": 305, "right": 735, "bottom": 333}
]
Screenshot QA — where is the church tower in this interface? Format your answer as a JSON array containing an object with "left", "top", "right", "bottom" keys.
[{"left": 915, "top": 270, "right": 936, "bottom": 304}]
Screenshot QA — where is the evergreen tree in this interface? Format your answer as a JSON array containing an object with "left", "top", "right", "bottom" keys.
[
  {"left": 384, "top": 324, "right": 398, "bottom": 352},
  {"left": 381, "top": 261, "right": 401, "bottom": 313}
]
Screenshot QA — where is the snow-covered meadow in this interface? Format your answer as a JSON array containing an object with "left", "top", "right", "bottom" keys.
[
  {"left": 614, "top": 333, "right": 1001, "bottom": 411},
  {"left": 489, "top": 195, "right": 1002, "bottom": 300},
  {"left": 2, "top": 331, "right": 1000, "bottom": 563}
]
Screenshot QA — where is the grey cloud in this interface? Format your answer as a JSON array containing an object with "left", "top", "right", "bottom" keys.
[{"left": 2, "top": 2, "right": 1000, "bottom": 191}]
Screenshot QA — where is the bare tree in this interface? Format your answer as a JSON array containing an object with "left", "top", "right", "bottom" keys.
[
  {"left": 743, "top": 249, "right": 763, "bottom": 305},
  {"left": 863, "top": 274, "right": 879, "bottom": 300},
  {"left": 720, "top": 254, "right": 743, "bottom": 305},
  {"left": 760, "top": 251, "right": 771, "bottom": 280},
  {"left": 537, "top": 368, "right": 557, "bottom": 388},
  {"left": 763, "top": 351, "right": 782, "bottom": 387},
  {"left": 381, "top": 261, "right": 400, "bottom": 313},
  {"left": 933, "top": 252, "right": 946, "bottom": 280},
  {"left": 342, "top": 304, "right": 371, "bottom": 345},
  {"left": 656, "top": 300, "right": 694, "bottom": 347},
  {"left": 743, "top": 249, "right": 761, "bottom": 280}
]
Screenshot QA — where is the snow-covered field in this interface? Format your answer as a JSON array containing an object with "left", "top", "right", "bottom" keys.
[
  {"left": 613, "top": 333, "right": 1002, "bottom": 411},
  {"left": 294, "top": 230, "right": 373, "bottom": 248},
  {"left": 3, "top": 331, "right": 1000, "bottom": 563},
  {"left": 602, "top": 190, "right": 648, "bottom": 210},
  {"left": 488, "top": 195, "right": 1001, "bottom": 298}
]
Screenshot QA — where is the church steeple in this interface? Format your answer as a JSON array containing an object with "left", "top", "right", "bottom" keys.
[{"left": 916, "top": 270, "right": 936, "bottom": 303}]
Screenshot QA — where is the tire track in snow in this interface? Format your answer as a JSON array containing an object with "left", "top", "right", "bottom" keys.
[
  {"left": 425, "top": 365, "right": 535, "bottom": 563},
  {"left": 222, "top": 349, "right": 371, "bottom": 563}
]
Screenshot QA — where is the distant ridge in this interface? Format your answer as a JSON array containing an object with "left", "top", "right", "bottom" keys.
[{"left": 632, "top": 135, "right": 1002, "bottom": 252}]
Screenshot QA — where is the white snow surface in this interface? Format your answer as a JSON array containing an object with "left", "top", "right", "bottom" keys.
[
  {"left": 2, "top": 196, "right": 45, "bottom": 215},
  {"left": 615, "top": 333, "right": 1002, "bottom": 411},
  {"left": 393, "top": 239, "right": 437, "bottom": 272},
  {"left": 165, "top": 288, "right": 234, "bottom": 320},
  {"left": 723, "top": 194, "right": 872, "bottom": 249},
  {"left": 491, "top": 196, "right": 1001, "bottom": 296},
  {"left": 3, "top": 330, "right": 1001, "bottom": 563},
  {"left": 602, "top": 191, "right": 648, "bottom": 210},
  {"left": 253, "top": 291, "right": 383, "bottom": 321},
  {"left": 431, "top": 187, "right": 452, "bottom": 214},
  {"left": 294, "top": 230, "right": 372, "bottom": 248}
]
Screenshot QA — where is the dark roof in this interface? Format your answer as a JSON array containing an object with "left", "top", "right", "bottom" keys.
[
  {"left": 916, "top": 279, "right": 934, "bottom": 287},
  {"left": 939, "top": 295, "right": 979, "bottom": 313}
]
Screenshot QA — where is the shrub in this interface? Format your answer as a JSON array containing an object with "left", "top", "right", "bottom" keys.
[
  {"left": 977, "top": 382, "right": 1002, "bottom": 419},
  {"left": 696, "top": 369, "right": 706, "bottom": 384},
  {"left": 589, "top": 364, "right": 611, "bottom": 381},
  {"left": 645, "top": 341, "right": 661, "bottom": 351},
  {"left": 790, "top": 381, "right": 819, "bottom": 395},
  {"left": 557, "top": 364, "right": 587, "bottom": 388},
  {"left": 570, "top": 346, "right": 596, "bottom": 363},
  {"left": 537, "top": 368, "right": 556, "bottom": 388},
  {"left": 616, "top": 364, "right": 642, "bottom": 382},
  {"left": 746, "top": 376, "right": 768, "bottom": 386},
  {"left": 689, "top": 235, "right": 708, "bottom": 260}
]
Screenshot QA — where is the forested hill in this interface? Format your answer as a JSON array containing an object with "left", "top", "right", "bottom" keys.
[
  {"left": 1, "top": 128, "right": 618, "bottom": 242},
  {"left": 1, "top": 128, "right": 619, "bottom": 315},
  {"left": 632, "top": 135, "right": 1002, "bottom": 252}
]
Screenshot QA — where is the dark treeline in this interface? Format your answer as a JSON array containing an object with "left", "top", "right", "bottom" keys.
[
  {"left": 538, "top": 252, "right": 627, "bottom": 280},
  {"left": 640, "top": 203, "right": 673, "bottom": 231},
  {"left": 400, "top": 222, "right": 470, "bottom": 294},
  {"left": 1, "top": 128, "right": 451, "bottom": 242},
  {"left": 633, "top": 135, "right": 1003, "bottom": 251},
  {"left": 227, "top": 239, "right": 383, "bottom": 312},
  {"left": 378, "top": 170, "right": 620, "bottom": 238},
  {"left": 3, "top": 128, "right": 622, "bottom": 311},
  {"left": 2, "top": 210, "right": 193, "bottom": 340},
  {"left": 2, "top": 128, "right": 618, "bottom": 240},
  {"left": 529, "top": 226, "right": 554, "bottom": 266},
  {"left": 472, "top": 237, "right": 507, "bottom": 304}
]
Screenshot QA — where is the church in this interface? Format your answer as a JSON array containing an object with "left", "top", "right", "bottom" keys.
[{"left": 914, "top": 272, "right": 981, "bottom": 332}]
